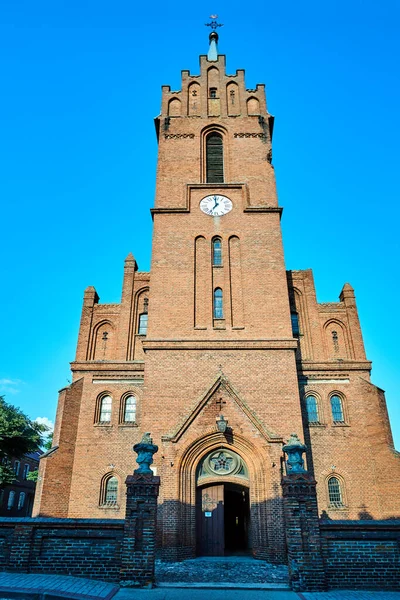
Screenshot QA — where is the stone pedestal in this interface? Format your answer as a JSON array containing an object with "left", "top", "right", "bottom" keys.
[
  {"left": 120, "top": 473, "right": 160, "bottom": 587},
  {"left": 282, "top": 472, "right": 326, "bottom": 591}
]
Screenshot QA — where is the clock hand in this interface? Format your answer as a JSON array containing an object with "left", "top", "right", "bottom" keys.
[{"left": 213, "top": 196, "right": 220, "bottom": 209}]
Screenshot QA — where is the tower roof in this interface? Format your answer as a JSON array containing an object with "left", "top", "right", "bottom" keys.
[{"left": 205, "top": 14, "right": 223, "bottom": 61}]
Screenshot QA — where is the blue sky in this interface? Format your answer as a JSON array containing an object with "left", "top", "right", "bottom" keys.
[{"left": 1, "top": 0, "right": 399, "bottom": 448}]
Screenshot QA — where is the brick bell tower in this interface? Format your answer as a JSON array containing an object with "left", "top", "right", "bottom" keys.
[{"left": 138, "top": 26, "right": 303, "bottom": 561}]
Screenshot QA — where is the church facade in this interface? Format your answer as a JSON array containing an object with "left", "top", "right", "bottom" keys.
[{"left": 34, "top": 32, "right": 400, "bottom": 563}]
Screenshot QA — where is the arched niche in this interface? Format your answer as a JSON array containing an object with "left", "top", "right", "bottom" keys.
[
  {"left": 324, "top": 319, "right": 351, "bottom": 359},
  {"left": 168, "top": 97, "right": 181, "bottom": 117},
  {"left": 226, "top": 82, "right": 240, "bottom": 116},
  {"left": 92, "top": 321, "right": 115, "bottom": 360},
  {"left": 188, "top": 82, "right": 201, "bottom": 116},
  {"left": 247, "top": 96, "right": 260, "bottom": 115}
]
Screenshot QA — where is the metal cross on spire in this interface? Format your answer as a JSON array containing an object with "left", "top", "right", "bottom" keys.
[
  {"left": 205, "top": 15, "right": 222, "bottom": 61},
  {"left": 205, "top": 14, "right": 223, "bottom": 30}
]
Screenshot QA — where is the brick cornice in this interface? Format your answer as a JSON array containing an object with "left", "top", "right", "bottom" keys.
[
  {"left": 142, "top": 339, "right": 298, "bottom": 351},
  {"left": 298, "top": 360, "right": 372, "bottom": 372},
  {"left": 71, "top": 361, "right": 144, "bottom": 372}
]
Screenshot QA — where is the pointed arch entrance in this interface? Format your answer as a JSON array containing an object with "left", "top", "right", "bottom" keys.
[{"left": 196, "top": 448, "right": 250, "bottom": 555}]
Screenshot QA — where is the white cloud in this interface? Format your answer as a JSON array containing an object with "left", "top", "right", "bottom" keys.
[
  {"left": 34, "top": 417, "right": 55, "bottom": 432},
  {"left": 0, "top": 378, "right": 24, "bottom": 395}
]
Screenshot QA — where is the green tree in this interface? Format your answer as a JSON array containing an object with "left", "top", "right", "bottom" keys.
[{"left": 0, "top": 396, "right": 48, "bottom": 486}]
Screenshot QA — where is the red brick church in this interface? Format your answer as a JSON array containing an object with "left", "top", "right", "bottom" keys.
[{"left": 34, "top": 27, "right": 400, "bottom": 562}]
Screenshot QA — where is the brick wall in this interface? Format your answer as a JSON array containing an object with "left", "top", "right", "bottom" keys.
[
  {"left": 320, "top": 520, "right": 400, "bottom": 590},
  {"left": 0, "top": 518, "right": 124, "bottom": 582}
]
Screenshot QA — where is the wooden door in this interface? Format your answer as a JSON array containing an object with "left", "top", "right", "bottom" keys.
[{"left": 197, "top": 484, "right": 224, "bottom": 556}]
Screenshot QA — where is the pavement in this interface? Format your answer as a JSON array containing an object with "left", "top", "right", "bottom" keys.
[{"left": 0, "top": 573, "right": 399, "bottom": 600}]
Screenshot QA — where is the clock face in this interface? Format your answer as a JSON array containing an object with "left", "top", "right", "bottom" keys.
[{"left": 200, "top": 194, "right": 233, "bottom": 217}]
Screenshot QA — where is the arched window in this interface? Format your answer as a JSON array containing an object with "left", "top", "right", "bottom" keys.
[
  {"left": 18, "top": 492, "right": 25, "bottom": 510},
  {"left": 206, "top": 133, "right": 224, "bottom": 183},
  {"left": 214, "top": 288, "right": 223, "bottom": 319},
  {"left": 212, "top": 238, "right": 222, "bottom": 266},
  {"left": 105, "top": 477, "right": 118, "bottom": 505},
  {"left": 291, "top": 313, "right": 300, "bottom": 336},
  {"left": 328, "top": 476, "right": 343, "bottom": 506},
  {"left": 123, "top": 395, "right": 136, "bottom": 423},
  {"left": 306, "top": 395, "right": 319, "bottom": 423},
  {"left": 99, "top": 395, "right": 112, "bottom": 423},
  {"left": 331, "top": 395, "right": 344, "bottom": 422},
  {"left": 138, "top": 313, "right": 148, "bottom": 335},
  {"left": 100, "top": 475, "right": 119, "bottom": 507},
  {"left": 7, "top": 491, "right": 15, "bottom": 510},
  {"left": 13, "top": 460, "right": 20, "bottom": 476}
]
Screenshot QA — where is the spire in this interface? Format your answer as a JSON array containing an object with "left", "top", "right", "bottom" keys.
[{"left": 205, "top": 14, "right": 223, "bottom": 61}]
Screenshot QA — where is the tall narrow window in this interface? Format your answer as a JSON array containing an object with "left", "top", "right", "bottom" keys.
[
  {"left": 23, "top": 464, "right": 30, "bottom": 479},
  {"left": 123, "top": 395, "right": 136, "bottom": 423},
  {"left": 328, "top": 477, "right": 343, "bottom": 506},
  {"left": 206, "top": 133, "right": 224, "bottom": 183},
  {"left": 13, "top": 461, "right": 20, "bottom": 476},
  {"left": 7, "top": 491, "right": 15, "bottom": 510},
  {"left": 214, "top": 288, "right": 223, "bottom": 319},
  {"left": 332, "top": 330, "right": 339, "bottom": 353},
  {"left": 18, "top": 492, "right": 25, "bottom": 510},
  {"left": 331, "top": 395, "right": 344, "bottom": 422},
  {"left": 212, "top": 238, "right": 222, "bottom": 266},
  {"left": 138, "top": 313, "right": 148, "bottom": 335},
  {"left": 306, "top": 395, "right": 319, "bottom": 423},
  {"left": 99, "top": 395, "right": 112, "bottom": 423},
  {"left": 105, "top": 477, "right": 118, "bottom": 505},
  {"left": 291, "top": 313, "right": 300, "bottom": 336}
]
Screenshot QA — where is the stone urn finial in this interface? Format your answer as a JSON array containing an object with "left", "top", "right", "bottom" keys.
[
  {"left": 133, "top": 432, "right": 158, "bottom": 474},
  {"left": 282, "top": 432, "right": 307, "bottom": 474}
]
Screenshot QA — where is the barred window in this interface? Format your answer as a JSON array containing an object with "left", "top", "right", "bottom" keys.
[
  {"left": 123, "top": 395, "right": 136, "bottom": 423},
  {"left": 214, "top": 288, "right": 223, "bottom": 319},
  {"left": 212, "top": 238, "right": 222, "bottom": 266},
  {"left": 331, "top": 395, "right": 344, "bottom": 422},
  {"left": 18, "top": 492, "right": 25, "bottom": 510},
  {"left": 306, "top": 396, "right": 319, "bottom": 423},
  {"left": 206, "top": 133, "right": 224, "bottom": 183},
  {"left": 105, "top": 477, "right": 118, "bottom": 505},
  {"left": 138, "top": 313, "right": 148, "bottom": 335},
  {"left": 328, "top": 477, "right": 343, "bottom": 506},
  {"left": 99, "top": 395, "right": 112, "bottom": 423}
]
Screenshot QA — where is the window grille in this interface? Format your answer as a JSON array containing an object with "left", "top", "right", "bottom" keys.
[
  {"left": 18, "top": 492, "right": 25, "bottom": 510},
  {"left": 13, "top": 461, "right": 20, "bottom": 476},
  {"left": 99, "top": 395, "right": 112, "bottom": 423},
  {"left": 212, "top": 238, "right": 222, "bottom": 266},
  {"left": 328, "top": 477, "right": 343, "bottom": 506},
  {"left": 23, "top": 464, "right": 30, "bottom": 479},
  {"left": 331, "top": 395, "right": 344, "bottom": 422},
  {"left": 105, "top": 477, "right": 118, "bottom": 505},
  {"left": 214, "top": 288, "right": 223, "bottom": 319},
  {"left": 206, "top": 133, "right": 224, "bottom": 183},
  {"left": 291, "top": 313, "right": 300, "bottom": 336},
  {"left": 138, "top": 313, "right": 148, "bottom": 335},
  {"left": 124, "top": 396, "right": 136, "bottom": 423},
  {"left": 7, "top": 491, "right": 15, "bottom": 510},
  {"left": 306, "top": 396, "right": 319, "bottom": 423}
]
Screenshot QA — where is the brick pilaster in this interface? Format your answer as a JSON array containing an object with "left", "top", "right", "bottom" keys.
[
  {"left": 281, "top": 473, "right": 326, "bottom": 591},
  {"left": 120, "top": 473, "right": 160, "bottom": 587}
]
